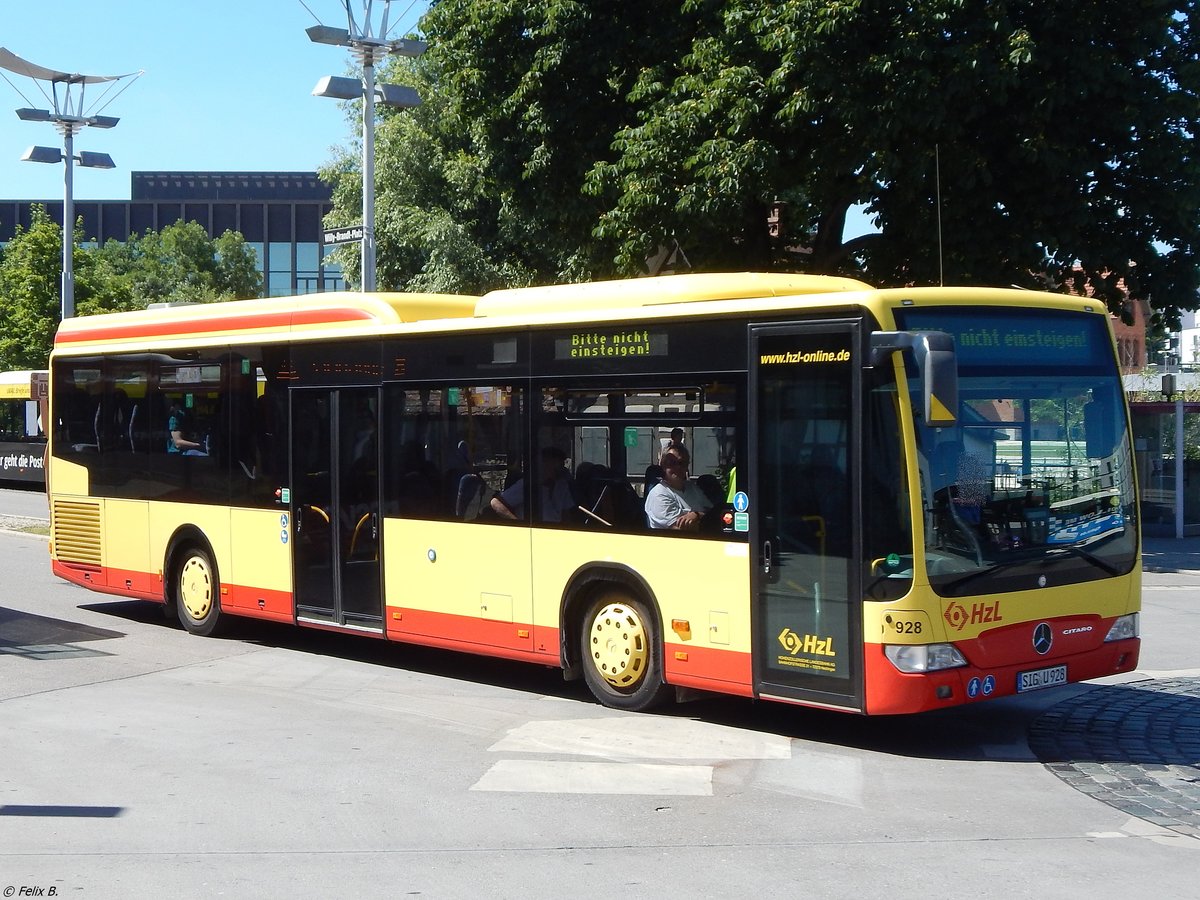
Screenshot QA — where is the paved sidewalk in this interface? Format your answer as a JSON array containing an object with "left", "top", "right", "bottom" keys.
[{"left": 1142, "top": 535, "right": 1200, "bottom": 573}]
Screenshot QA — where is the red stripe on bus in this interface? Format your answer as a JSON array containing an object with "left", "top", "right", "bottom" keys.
[
  {"left": 54, "top": 307, "right": 378, "bottom": 345},
  {"left": 664, "top": 642, "right": 753, "bottom": 694},
  {"left": 223, "top": 582, "right": 295, "bottom": 623},
  {"left": 385, "top": 605, "right": 557, "bottom": 660}
]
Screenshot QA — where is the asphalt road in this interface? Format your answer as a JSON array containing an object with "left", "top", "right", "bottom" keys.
[
  {"left": 1, "top": 489, "right": 1198, "bottom": 898},
  {"left": 0, "top": 485, "right": 48, "bottom": 521}
]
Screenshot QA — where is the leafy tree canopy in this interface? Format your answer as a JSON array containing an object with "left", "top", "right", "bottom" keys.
[
  {"left": 323, "top": 0, "right": 1199, "bottom": 321},
  {"left": 0, "top": 206, "right": 64, "bottom": 369},
  {"left": 94, "top": 220, "right": 262, "bottom": 307},
  {"left": 0, "top": 211, "right": 261, "bottom": 369}
]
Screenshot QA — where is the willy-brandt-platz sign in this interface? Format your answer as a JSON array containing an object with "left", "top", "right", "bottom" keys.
[{"left": 322, "top": 225, "right": 365, "bottom": 247}]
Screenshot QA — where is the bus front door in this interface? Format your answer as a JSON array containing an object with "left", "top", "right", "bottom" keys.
[
  {"left": 291, "top": 387, "right": 382, "bottom": 628},
  {"left": 750, "top": 322, "right": 863, "bottom": 711}
]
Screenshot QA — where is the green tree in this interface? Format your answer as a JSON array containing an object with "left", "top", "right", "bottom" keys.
[
  {"left": 328, "top": 1, "right": 1199, "bottom": 319},
  {"left": 0, "top": 211, "right": 262, "bottom": 369},
  {"left": 94, "top": 220, "right": 261, "bottom": 306},
  {"left": 323, "top": 0, "right": 697, "bottom": 292},
  {"left": 0, "top": 205, "right": 64, "bottom": 369},
  {"left": 590, "top": 0, "right": 1200, "bottom": 320}
]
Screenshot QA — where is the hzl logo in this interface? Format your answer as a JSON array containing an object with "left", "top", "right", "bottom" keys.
[
  {"left": 943, "top": 600, "right": 1003, "bottom": 631},
  {"left": 778, "top": 628, "right": 836, "bottom": 657}
]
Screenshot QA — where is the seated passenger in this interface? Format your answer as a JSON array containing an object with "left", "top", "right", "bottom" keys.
[
  {"left": 646, "top": 446, "right": 711, "bottom": 531},
  {"left": 490, "top": 447, "right": 578, "bottom": 522},
  {"left": 166, "top": 401, "right": 208, "bottom": 456}
]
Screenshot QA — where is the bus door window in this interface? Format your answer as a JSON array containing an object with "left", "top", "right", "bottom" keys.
[
  {"left": 862, "top": 370, "right": 914, "bottom": 602},
  {"left": 339, "top": 394, "right": 379, "bottom": 562}
]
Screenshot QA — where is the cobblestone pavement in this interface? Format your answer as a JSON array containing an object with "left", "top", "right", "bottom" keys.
[{"left": 1029, "top": 677, "right": 1200, "bottom": 839}]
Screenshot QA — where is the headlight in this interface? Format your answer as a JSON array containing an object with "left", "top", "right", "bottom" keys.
[
  {"left": 884, "top": 643, "right": 968, "bottom": 673},
  {"left": 1104, "top": 613, "right": 1139, "bottom": 642}
]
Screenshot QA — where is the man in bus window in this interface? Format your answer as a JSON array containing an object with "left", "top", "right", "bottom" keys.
[
  {"left": 167, "top": 399, "right": 207, "bottom": 456},
  {"left": 664, "top": 427, "right": 685, "bottom": 456},
  {"left": 646, "top": 446, "right": 711, "bottom": 531}
]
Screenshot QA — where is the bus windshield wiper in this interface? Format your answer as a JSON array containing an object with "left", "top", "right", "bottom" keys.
[
  {"left": 1045, "top": 545, "right": 1121, "bottom": 576},
  {"left": 938, "top": 545, "right": 1122, "bottom": 594},
  {"left": 936, "top": 564, "right": 999, "bottom": 595}
]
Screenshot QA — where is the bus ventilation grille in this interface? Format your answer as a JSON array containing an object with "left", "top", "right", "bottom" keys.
[{"left": 51, "top": 500, "right": 102, "bottom": 567}]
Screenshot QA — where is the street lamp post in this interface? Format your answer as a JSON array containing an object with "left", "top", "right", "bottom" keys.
[
  {"left": 18, "top": 111, "right": 117, "bottom": 320},
  {"left": 307, "top": 2, "right": 424, "bottom": 292},
  {"left": 1, "top": 47, "right": 139, "bottom": 320}
]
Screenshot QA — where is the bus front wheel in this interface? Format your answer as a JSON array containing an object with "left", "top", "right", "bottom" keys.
[
  {"left": 580, "top": 592, "right": 672, "bottom": 712},
  {"left": 174, "top": 546, "right": 225, "bottom": 637}
]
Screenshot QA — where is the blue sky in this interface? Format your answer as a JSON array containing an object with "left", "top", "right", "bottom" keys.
[
  {"left": 1, "top": 0, "right": 876, "bottom": 238},
  {"left": 1, "top": 1, "right": 430, "bottom": 201}
]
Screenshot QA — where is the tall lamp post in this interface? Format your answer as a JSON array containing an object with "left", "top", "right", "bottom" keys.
[
  {"left": 306, "top": 1, "right": 424, "bottom": 292},
  {"left": 1, "top": 47, "right": 140, "bottom": 320}
]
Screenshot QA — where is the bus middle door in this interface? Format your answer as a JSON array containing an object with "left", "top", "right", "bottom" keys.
[{"left": 290, "top": 387, "right": 382, "bottom": 628}]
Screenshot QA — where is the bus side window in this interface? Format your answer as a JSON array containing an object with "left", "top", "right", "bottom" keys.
[{"left": 382, "top": 385, "right": 526, "bottom": 522}]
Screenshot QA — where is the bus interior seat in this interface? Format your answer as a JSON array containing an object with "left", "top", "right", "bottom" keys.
[
  {"left": 643, "top": 464, "right": 663, "bottom": 497},
  {"left": 696, "top": 473, "right": 724, "bottom": 509},
  {"left": 641, "top": 464, "right": 664, "bottom": 521},
  {"left": 455, "top": 473, "right": 487, "bottom": 519}
]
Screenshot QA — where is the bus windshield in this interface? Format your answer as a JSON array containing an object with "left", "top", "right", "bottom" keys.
[{"left": 896, "top": 307, "right": 1137, "bottom": 597}]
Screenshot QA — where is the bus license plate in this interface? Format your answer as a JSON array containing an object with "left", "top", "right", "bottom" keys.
[{"left": 1016, "top": 664, "right": 1067, "bottom": 693}]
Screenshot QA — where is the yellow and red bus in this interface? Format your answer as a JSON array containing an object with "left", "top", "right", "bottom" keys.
[
  {"left": 46, "top": 273, "right": 1140, "bottom": 714},
  {"left": 0, "top": 369, "right": 48, "bottom": 486}
]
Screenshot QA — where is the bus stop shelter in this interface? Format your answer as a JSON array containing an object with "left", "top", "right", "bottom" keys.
[{"left": 1125, "top": 373, "right": 1200, "bottom": 538}]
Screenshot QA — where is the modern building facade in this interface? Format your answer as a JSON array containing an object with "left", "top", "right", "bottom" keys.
[{"left": 0, "top": 171, "right": 345, "bottom": 295}]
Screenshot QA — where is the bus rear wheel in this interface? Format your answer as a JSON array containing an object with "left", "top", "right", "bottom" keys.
[
  {"left": 174, "top": 546, "right": 225, "bottom": 637},
  {"left": 580, "top": 592, "right": 672, "bottom": 712}
]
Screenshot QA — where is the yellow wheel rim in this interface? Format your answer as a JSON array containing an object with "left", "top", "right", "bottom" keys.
[
  {"left": 588, "top": 602, "right": 649, "bottom": 689},
  {"left": 179, "top": 556, "right": 213, "bottom": 622}
]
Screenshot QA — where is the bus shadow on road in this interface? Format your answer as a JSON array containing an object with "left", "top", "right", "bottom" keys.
[
  {"left": 80, "top": 598, "right": 596, "bottom": 705},
  {"left": 79, "top": 597, "right": 1197, "bottom": 766},
  {"left": 2, "top": 605, "right": 124, "bottom": 644}
]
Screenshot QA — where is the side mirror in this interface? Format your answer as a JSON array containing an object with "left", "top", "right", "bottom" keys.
[{"left": 870, "top": 330, "right": 958, "bottom": 427}]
